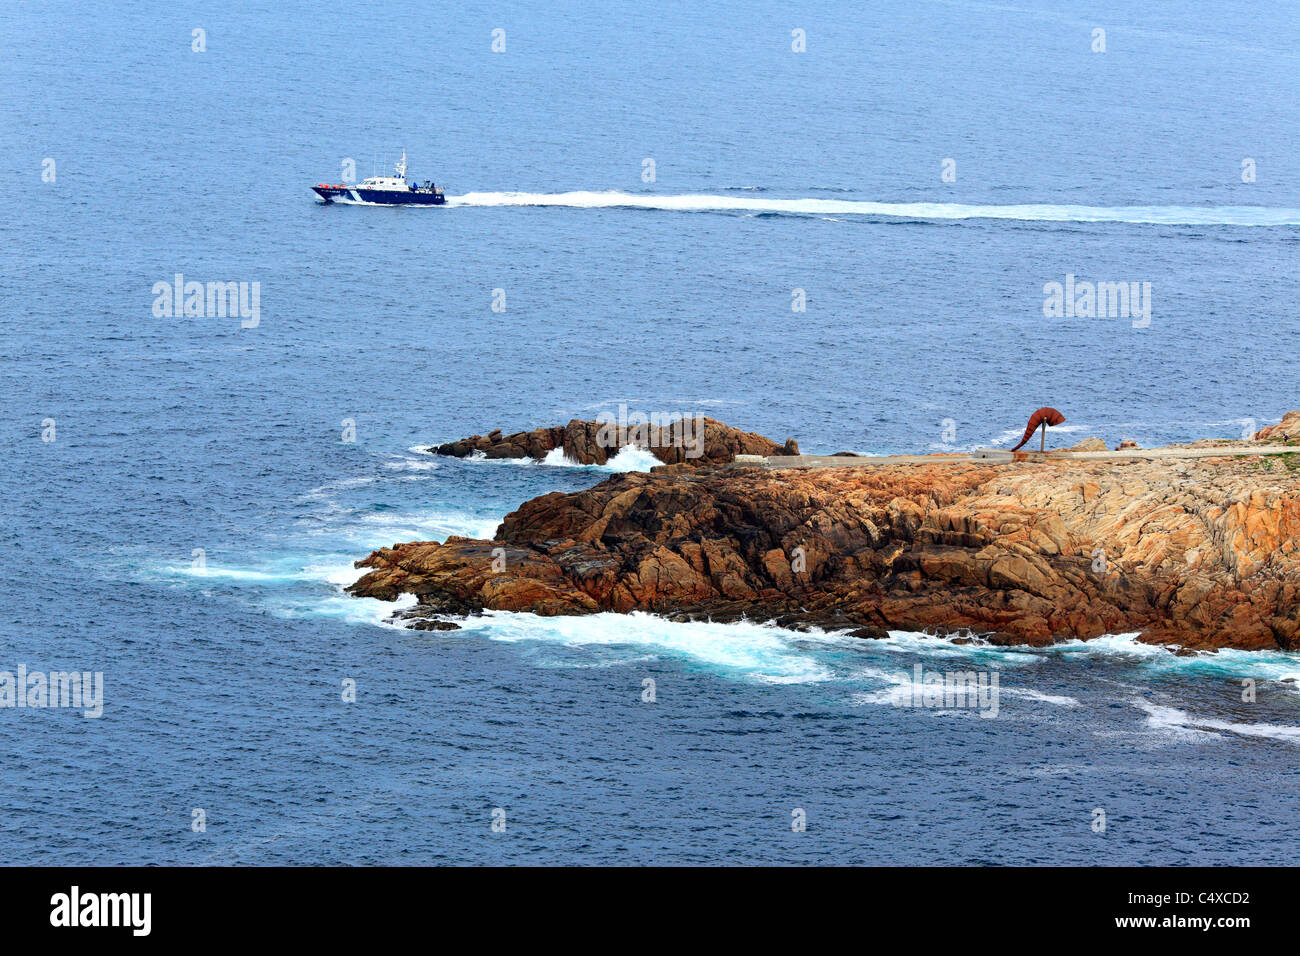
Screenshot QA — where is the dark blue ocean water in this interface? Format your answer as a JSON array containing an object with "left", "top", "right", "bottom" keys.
[{"left": 3, "top": 0, "right": 1300, "bottom": 864}]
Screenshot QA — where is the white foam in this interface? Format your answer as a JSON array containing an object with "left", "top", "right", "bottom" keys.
[
  {"left": 302, "top": 561, "right": 367, "bottom": 587},
  {"left": 328, "top": 196, "right": 385, "bottom": 206},
  {"left": 876, "top": 631, "right": 1300, "bottom": 692},
  {"left": 1041, "top": 632, "right": 1165, "bottom": 659},
  {"left": 1017, "top": 688, "right": 1080, "bottom": 708},
  {"left": 273, "top": 591, "right": 416, "bottom": 628},
  {"left": 600, "top": 445, "right": 661, "bottom": 472},
  {"left": 164, "top": 557, "right": 364, "bottom": 587},
  {"left": 1133, "top": 700, "right": 1300, "bottom": 743},
  {"left": 849, "top": 665, "right": 920, "bottom": 706},
  {"left": 454, "top": 610, "right": 834, "bottom": 684},
  {"left": 448, "top": 191, "right": 1300, "bottom": 226},
  {"left": 349, "top": 505, "right": 500, "bottom": 534},
  {"left": 468, "top": 444, "right": 661, "bottom": 473},
  {"left": 300, "top": 475, "right": 379, "bottom": 500},
  {"left": 848, "top": 662, "right": 1076, "bottom": 709},
  {"left": 686, "top": 625, "right": 1300, "bottom": 698},
  {"left": 868, "top": 630, "right": 1042, "bottom": 666},
  {"left": 169, "top": 564, "right": 302, "bottom": 583},
  {"left": 540, "top": 447, "right": 577, "bottom": 467},
  {"left": 459, "top": 449, "right": 554, "bottom": 468},
  {"left": 536, "top": 444, "right": 659, "bottom": 472},
  {"left": 537, "top": 444, "right": 660, "bottom": 472},
  {"left": 382, "top": 457, "right": 440, "bottom": 472},
  {"left": 1044, "top": 634, "right": 1300, "bottom": 688}
]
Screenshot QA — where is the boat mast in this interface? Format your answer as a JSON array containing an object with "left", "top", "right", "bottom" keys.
[{"left": 395, "top": 150, "right": 407, "bottom": 180}]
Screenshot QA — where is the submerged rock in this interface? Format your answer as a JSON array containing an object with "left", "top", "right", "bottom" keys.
[
  {"left": 849, "top": 625, "right": 891, "bottom": 640},
  {"left": 410, "top": 619, "right": 462, "bottom": 631}
]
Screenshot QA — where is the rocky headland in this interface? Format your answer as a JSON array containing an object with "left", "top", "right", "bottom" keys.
[
  {"left": 431, "top": 417, "right": 799, "bottom": 467},
  {"left": 350, "top": 415, "right": 1300, "bottom": 651}
]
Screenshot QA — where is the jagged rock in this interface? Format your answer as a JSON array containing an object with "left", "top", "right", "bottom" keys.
[
  {"left": 1116, "top": 439, "right": 1140, "bottom": 450},
  {"left": 349, "top": 451, "right": 1300, "bottom": 651},
  {"left": 1065, "top": 437, "right": 1109, "bottom": 452},
  {"left": 849, "top": 625, "right": 890, "bottom": 640},
  {"left": 1255, "top": 411, "right": 1300, "bottom": 443},
  {"left": 432, "top": 418, "right": 790, "bottom": 466},
  {"left": 411, "top": 619, "right": 462, "bottom": 631}
]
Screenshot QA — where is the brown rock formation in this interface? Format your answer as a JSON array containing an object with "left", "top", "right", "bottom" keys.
[
  {"left": 1255, "top": 410, "right": 1300, "bottom": 443},
  {"left": 350, "top": 452, "right": 1300, "bottom": 651},
  {"left": 431, "top": 417, "right": 794, "bottom": 467}
]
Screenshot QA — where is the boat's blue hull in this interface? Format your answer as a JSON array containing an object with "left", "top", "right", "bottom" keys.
[{"left": 312, "top": 186, "right": 445, "bottom": 205}]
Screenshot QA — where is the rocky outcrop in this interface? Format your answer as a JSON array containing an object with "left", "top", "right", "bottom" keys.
[
  {"left": 1255, "top": 411, "right": 1300, "bottom": 443},
  {"left": 350, "top": 452, "right": 1300, "bottom": 651},
  {"left": 432, "top": 417, "right": 795, "bottom": 467}
]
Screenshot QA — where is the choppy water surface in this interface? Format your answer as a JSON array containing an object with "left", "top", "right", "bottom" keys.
[{"left": 2, "top": 0, "right": 1299, "bottom": 864}]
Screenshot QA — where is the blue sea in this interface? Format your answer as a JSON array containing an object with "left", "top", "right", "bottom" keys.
[{"left": 3, "top": 0, "right": 1300, "bottom": 865}]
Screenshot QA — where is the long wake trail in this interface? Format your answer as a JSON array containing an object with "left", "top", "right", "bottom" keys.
[{"left": 447, "top": 190, "right": 1300, "bottom": 226}]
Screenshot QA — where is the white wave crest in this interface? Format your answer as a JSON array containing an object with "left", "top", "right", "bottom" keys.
[
  {"left": 1134, "top": 700, "right": 1300, "bottom": 743},
  {"left": 453, "top": 610, "right": 834, "bottom": 684},
  {"left": 467, "top": 445, "right": 660, "bottom": 472},
  {"left": 273, "top": 591, "right": 416, "bottom": 628},
  {"left": 165, "top": 554, "right": 374, "bottom": 588},
  {"left": 848, "top": 663, "right": 1076, "bottom": 709},
  {"left": 538, "top": 445, "right": 661, "bottom": 472},
  {"left": 599, "top": 445, "right": 662, "bottom": 472}
]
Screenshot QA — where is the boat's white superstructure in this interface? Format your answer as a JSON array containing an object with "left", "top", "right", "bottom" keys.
[{"left": 312, "top": 152, "right": 446, "bottom": 205}]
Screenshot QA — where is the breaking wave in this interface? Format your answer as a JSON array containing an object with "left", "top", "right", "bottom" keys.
[
  {"left": 539, "top": 445, "right": 661, "bottom": 472},
  {"left": 454, "top": 610, "right": 837, "bottom": 685},
  {"left": 464, "top": 445, "right": 661, "bottom": 472},
  {"left": 1135, "top": 700, "right": 1300, "bottom": 744}
]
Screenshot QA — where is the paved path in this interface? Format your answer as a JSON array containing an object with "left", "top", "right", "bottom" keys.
[{"left": 740, "top": 445, "right": 1298, "bottom": 470}]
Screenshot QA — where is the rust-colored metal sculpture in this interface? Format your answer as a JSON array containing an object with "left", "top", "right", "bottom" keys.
[{"left": 1010, "top": 407, "right": 1066, "bottom": 452}]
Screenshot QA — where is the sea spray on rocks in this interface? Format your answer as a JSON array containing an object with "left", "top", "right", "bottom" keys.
[{"left": 595, "top": 405, "right": 706, "bottom": 459}]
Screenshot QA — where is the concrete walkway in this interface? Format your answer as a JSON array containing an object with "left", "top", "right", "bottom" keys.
[{"left": 738, "top": 445, "right": 1298, "bottom": 470}]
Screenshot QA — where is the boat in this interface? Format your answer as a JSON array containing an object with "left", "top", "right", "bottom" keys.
[{"left": 312, "top": 152, "right": 446, "bottom": 205}]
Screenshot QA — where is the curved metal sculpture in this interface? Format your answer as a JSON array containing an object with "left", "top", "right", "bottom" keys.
[{"left": 1010, "top": 407, "right": 1066, "bottom": 452}]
